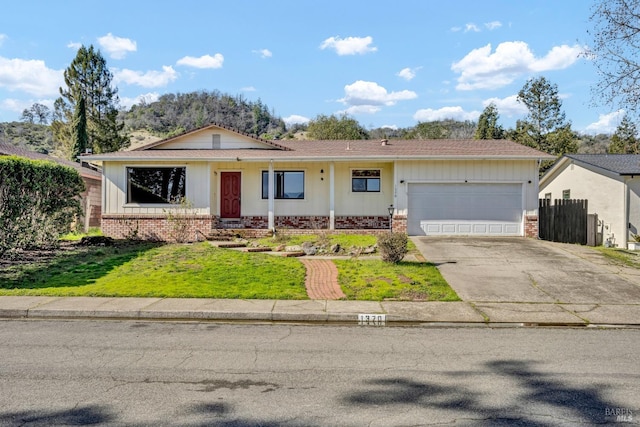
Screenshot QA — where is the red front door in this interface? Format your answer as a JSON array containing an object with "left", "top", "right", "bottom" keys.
[{"left": 220, "top": 172, "right": 241, "bottom": 218}]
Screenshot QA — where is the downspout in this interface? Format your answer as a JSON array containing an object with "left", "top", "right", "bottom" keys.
[
  {"left": 268, "top": 160, "right": 275, "bottom": 232},
  {"left": 624, "top": 176, "right": 630, "bottom": 248}
]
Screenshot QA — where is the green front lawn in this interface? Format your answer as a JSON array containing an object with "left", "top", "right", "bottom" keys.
[
  {"left": 0, "top": 242, "right": 308, "bottom": 299},
  {"left": 0, "top": 236, "right": 457, "bottom": 301},
  {"left": 335, "top": 259, "right": 459, "bottom": 301}
]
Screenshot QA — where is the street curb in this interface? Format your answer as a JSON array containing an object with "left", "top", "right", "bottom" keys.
[
  {"left": 2, "top": 309, "right": 640, "bottom": 328},
  {"left": 1, "top": 297, "right": 639, "bottom": 327}
]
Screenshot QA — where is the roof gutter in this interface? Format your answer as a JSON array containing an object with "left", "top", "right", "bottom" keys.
[{"left": 83, "top": 155, "right": 552, "bottom": 162}]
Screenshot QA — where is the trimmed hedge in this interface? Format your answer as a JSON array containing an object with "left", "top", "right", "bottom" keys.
[{"left": 0, "top": 155, "right": 85, "bottom": 256}]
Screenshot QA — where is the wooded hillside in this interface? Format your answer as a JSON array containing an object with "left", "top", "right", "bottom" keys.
[
  {"left": 0, "top": 89, "right": 614, "bottom": 156},
  {"left": 122, "top": 90, "right": 287, "bottom": 140}
]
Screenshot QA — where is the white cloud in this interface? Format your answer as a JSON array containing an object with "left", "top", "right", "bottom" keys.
[
  {"left": 2, "top": 98, "right": 35, "bottom": 113},
  {"left": 283, "top": 114, "right": 310, "bottom": 126},
  {"left": 381, "top": 124, "right": 398, "bottom": 130},
  {"left": 241, "top": 86, "right": 256, "bottom": 92},
  {"left": 397, "top": 67, "right": 421, "bottom": 81},
  {"left": 119, "top": 92, "right": 160, "bottom": 109},
  {"left": 482, "top": 95, "right": 528, "bottom": 117},
  {"left": 452, "top": 41, "right": 585, "bottom": 90},
  {"left": 413, "top": 106, "right": 480, "bottom": 122},
  {"left": 0, "top": 34, "right": 7, "bottom": 46},
  {"left": 450, "top": 26, "right": 462, "bottom": 33},
  {"left": 253, "top": 49, "right": 272, "bottom": 59},
  {"left": 585, "top": 110, "right": 625, "bottom": 134},
  {"left": 320, "top": 36, "right": 377, "bottom": 56},
  {"left": 97, "top": 33, "right": 137, "bottom": 59},
  {"left": 465, "top": 23, "right": 480, "bottom": 33},
  {"left": 176, "top": 54, "right": 224, "bottom": 69},
  {"left": 113, "top": 65, "right": 178, "bottom": 88},
  {"left": 67, "top": 41, "right": 82, "bottom": 50},
  {"left": 0, "top": 57, "right": 63, "bottom": 97},
  {"left": 485, "top": 21, "right": 502, "bottom": 30},
  {"left": 339, "top": 105, "right": 382, "bottom": 115},
  {"left": 530, "top": 44, "right": 584, "bottom": 72},
  {"left": 339, "top": 80, "right": 417, "bottom": 110}
]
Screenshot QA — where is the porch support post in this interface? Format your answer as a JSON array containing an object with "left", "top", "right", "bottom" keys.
[
  {"left": 268, "top": 160, "right": 275, "bottom": 231},
  {"left": 329, "top": 162, "right": 335, "bottom": 230}
]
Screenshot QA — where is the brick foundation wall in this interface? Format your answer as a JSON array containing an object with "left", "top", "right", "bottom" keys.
[
  {"left": 216, "top": 215, "right": 390, "bottom": 230},
  {"left": 335, "top": 216, "right": 389, "bottom": 229},
  {"left": 102, "top": 215, "right": 213, "bottom": 242},
  {"left": 524, "top": 215, "right": 538, "bottom": 238},
  {"left": 392, "top": 215, "right": 407, "bottom": 233}
]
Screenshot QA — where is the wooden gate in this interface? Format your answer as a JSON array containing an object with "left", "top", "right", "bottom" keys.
[{"left": 538, "top": 199, "right": 590, "bottom": 245}]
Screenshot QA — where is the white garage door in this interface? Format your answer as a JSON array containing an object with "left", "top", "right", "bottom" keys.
[{"left": 407, "top": 183, "right": 523, "bottom": 236}]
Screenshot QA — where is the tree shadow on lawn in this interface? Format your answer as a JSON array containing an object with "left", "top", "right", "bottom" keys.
[
  {"left": 342, "top": 359, "right": 623, "bottom": 425},
  {"left": 0, "top": 241, "right": 163, "bottom": 290}
]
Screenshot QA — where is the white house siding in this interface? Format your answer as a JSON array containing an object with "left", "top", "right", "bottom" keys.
[
  {"left": 395, "top": 160, "right": 539, "bottom": 216},
  {"left": 102, "top": 161, "right": 210, "bottom": 215},
  {"left": 333, "top": 162, "right": 394, "bottom": 216},
  {"left": 153, "top": 128, "right": 274, "bottom": 150},
  {"left": 209, "top": 161, "right": 393, "bottom": 217},
  {"left": 540, "top": 163, "right": 625, "bottom": 246},
  {"left": 210, "top": 161, "right": 327, "bottom": 216}
]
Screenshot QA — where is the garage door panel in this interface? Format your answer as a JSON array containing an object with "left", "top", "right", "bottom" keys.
[{"left": 408, "top": 183, "right": 523, "bottom": 236}]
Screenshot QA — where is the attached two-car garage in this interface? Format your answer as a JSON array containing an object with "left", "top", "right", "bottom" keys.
[{"left": 407, "top": 183, "right": 524, "bottom": 236}]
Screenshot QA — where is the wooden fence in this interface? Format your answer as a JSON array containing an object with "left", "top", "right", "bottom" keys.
[{"left": 538, "top": 198, "right": 592, "bottom": 245}]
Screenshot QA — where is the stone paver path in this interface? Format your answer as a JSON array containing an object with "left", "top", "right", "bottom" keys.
[{"left": 300, "top": 259, "right": 346, "bottom": 300}]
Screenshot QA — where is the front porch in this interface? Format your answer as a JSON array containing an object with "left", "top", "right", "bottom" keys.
[{"left": 101, "top": 214, "right": 406, "bottom": 242}]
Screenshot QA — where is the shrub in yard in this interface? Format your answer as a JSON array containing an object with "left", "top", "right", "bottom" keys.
[
  {"left": 165, "top": 197, "right": 197, "bottom": 243},
  {"left": 0, "top": 155, "right": 84, "bottom": 257},
  {"left": 377, "top": 232, "right": 408, "bottom": 263}
]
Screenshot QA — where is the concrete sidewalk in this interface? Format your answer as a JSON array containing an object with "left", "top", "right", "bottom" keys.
[{"left": 1, "top": 296, "right": 638, "bottom": 326}]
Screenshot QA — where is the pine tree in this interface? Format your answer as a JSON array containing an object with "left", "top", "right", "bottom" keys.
[
  {"left": 515, "top": 76, "right": 577, "bottom": 156},
  {"left": 71, "top": 97, "right": 88, "bottom": 159},
  {"left": 608, "top": 115, "right": 639, "bottom": 154},
  {"left": 474, "top": 103, "right": 504, "bottom": 139},
  {"left": 52, "top": 45, "right": 128, "bottom": 160}
]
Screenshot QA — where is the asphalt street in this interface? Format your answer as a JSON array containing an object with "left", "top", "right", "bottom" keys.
[{"left": 0, "top": 320, "right": 638, "bottom": 426}]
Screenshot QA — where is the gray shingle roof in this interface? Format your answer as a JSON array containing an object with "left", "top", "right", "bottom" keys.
[
  {"left": 566, "top": 154, "right": 640, "bottom": 175},
  {"left": 85, "top": 139, "right": 554, "bottom": 161}
]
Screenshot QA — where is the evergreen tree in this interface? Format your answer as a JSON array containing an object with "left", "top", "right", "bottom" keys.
[
  {"left": 71, "top": 97, "right": 88, "bottom": 159},
  {"left": 515, "top": 76, "right": 577, "bottom": 156},
  {"left": 474, "top": 103, "right": 504, "bottom": 139},
  {"left": 608, "top": 115, "right": 639, "bottom": 154},
  {"left": 52, "top": 45, "right": 128, "bottom": 160}
]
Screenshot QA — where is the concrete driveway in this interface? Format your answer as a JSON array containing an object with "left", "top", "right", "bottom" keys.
[{"left": 412, "top": 237, "right": 640, "bottom": 304}]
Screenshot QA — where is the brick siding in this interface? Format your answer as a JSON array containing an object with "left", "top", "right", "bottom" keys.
[
  {"left": 524, "top": 215, "right": 538, "bottom": 238},
  {"left": 102, "top": 214, "right": 398, "bottom": 241}
]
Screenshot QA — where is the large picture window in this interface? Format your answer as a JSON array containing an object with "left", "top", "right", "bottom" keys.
[
  {"left": 352, "top": 169, "right": 381, "bottom": 192},
  {"left": 262, "top": 171, "right": 304, "bottom": 199},
  {"left": 127, "top": 167, "right": 186, "bottom": 204}
]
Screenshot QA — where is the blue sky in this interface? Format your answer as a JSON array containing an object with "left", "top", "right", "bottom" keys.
[{"left": 0, "top": 0, "right": 623, "bottom": 134}]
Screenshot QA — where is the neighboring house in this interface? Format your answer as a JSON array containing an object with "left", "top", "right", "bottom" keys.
[
  {"left": 83, "top": 123, "right": 552, "bottom": 241},
  {"left": 0, "top": 143, "right": 102, "bottom": 229},
  {"left": 539, "top": 154, "right": 640, "bottom": 248}
]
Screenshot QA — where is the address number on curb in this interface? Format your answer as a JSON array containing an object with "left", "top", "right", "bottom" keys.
[{"left": 358, "top": 314, "right": 386, "bottom": 326}]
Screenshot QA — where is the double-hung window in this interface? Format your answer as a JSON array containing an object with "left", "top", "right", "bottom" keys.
[
  {"left": 126, "top": 167, "right": 186, "bottom": 204},
  {"left": 262, "top": 171, "right": 305, "bottom": 199},
  {"left": 352, "top": 169, "right": 381, "bottom": 192}
]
